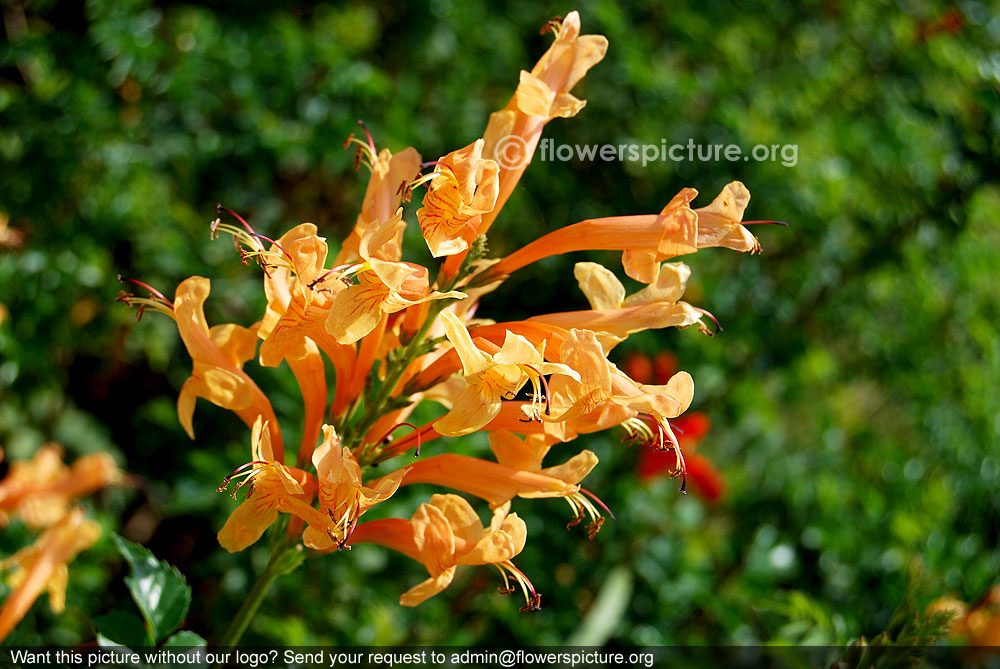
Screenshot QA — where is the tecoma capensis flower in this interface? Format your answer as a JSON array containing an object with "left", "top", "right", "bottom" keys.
[
  {"left": 257, "top": 222, "right": 343, "bottom": 366},
  {"left": 337, "top": 144, "right": 422, "bottom": 265},
  {"left": 0, "top": 445, "right": 117, "bottom": 641},
  {"left": 349, "top": 494, "right": 537, "bottom": 609},
  {"left": 172, "top": 277, "right": 283, "bottom": 457},
  {"left": 0, "top": 444, "right": 118, "bottom": 529},
  {"left": 484, "top": 182, "right": 764, "bottom": 286},
  {"left": 217, "top": 417, "right": 325, "bottom": 553},
  {"left": 479, "top": 12, "right": 608, "bottom": 236},
  {"left": 529, "top": 261, "right": 712, "bottom": 348},
  {"left": 302, "top": 425, "right": 408, "bottom": 551},
  {"left": 327, "top": 210, "right": 466, "bottom": 344},
  {"left": 254, "top": 223, "right": 353, "bottom": 424},
  {"left": 416, "top": 139, "right": 500, "bottom": 257},
  {"left": 0, "top": 507, "right": 101, "bottom": 641},
  {"left": 483, "top": 187, "right": 699, "bottom": 285},
  {"left": 434, "top": 311, "right": 580, "bottom": 436}
]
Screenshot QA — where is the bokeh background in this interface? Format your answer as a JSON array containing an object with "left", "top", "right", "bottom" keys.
[{"left": 2, "top": 0, "right": 999, "bottom": 647}]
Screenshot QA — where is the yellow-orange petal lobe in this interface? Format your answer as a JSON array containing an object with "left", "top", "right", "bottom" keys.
[
  {"left": 695, "top": 181, "right": 758, "bottom": 253},
  {"left": 0, "top": 508, "right": 101, "bottom": 641}
]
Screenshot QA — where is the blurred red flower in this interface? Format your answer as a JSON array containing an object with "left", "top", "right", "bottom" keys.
[{"left": 626, "top": 352, "right": 725, "bottom": 502}]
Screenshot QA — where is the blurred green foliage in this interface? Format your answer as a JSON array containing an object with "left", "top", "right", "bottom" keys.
[{"left": 1, "top": 0, "right": 999, "bottom": 648}]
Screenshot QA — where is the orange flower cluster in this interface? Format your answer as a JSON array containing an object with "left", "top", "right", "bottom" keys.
[
  {"left": 932, "top": 586, "right": 1000, "bottom": 650},
  {"left": 120, "top": 11, "right": 774, "bottom": 611},
  {"left": 0, "top": 445, "right": 119, "bottom": 640}
]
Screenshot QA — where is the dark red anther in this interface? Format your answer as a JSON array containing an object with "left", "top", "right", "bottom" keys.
[
  {"left": 540, "top": 16, "right": 563, "bottom": 36},
  {"left": 519, "top": 593, "right": 542, "bottom": 613}
]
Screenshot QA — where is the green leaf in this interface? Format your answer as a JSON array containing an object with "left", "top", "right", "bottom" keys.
[
  {"left": 163, "top": 630, "right": 209, "bottom": 667},
  {"left": 112, "top": 534, "right": 192, "bottom": 645},
  {"left": 94, "top": 610, "right": 151, "bottom": 648},
  {"left": 162, "top": 630, "right": 207, "bottom": 648}
]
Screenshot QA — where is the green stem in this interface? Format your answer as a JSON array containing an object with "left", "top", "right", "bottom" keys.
[
  {"left": 347, "top": 301, "right": 447, "bottom": 455},
  {"left": 219, "top": 540, "right": 301, "bottom": 646}
]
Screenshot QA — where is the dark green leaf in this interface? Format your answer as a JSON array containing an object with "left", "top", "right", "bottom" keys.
[
  {"left": 93, "top": 610, "right": 151, "bottom": 648},
  {"left": 112, "top": 534, "right": 191, "bottom": 645}
]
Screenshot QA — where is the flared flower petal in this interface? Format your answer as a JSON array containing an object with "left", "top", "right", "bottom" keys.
[
  {"left": 173, "top": 277, "right": 282, "bottom": 455},
  {"left": 351, "top": 494, "right": 529, "bottom": 607},
  {"left": 417, "top": 139, "right": 500, "bottom": 257},
  {"left": 434, "top": 312, "right": 579, "bottom": 436},
  {"left": 302, "top": 425, "right": 408, "bottom": 551},
  {"left": 328, "top": 212, "right": 465, "bottom": 344},
  {"left": 216, "top": 417, "right": 319, "bottom": 553},
  {"left": 528, "top": 261, "right": 708, "bottom": 343},
  {"left": 695, "top": 181, "right": 758, "bottom": 253}
]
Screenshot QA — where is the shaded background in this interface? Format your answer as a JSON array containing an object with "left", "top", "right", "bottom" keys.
[{"left": 1, "top": 0, "right": 999, "bottom": 647}]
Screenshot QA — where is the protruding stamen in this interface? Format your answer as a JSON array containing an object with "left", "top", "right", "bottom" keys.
[
  {"left": 643, "top": 417, "right": 689, "bottom": 494},
  {"left": 742, "top": 220, "right": 789, "bottom": 227},
  {"left": 565, "top": 490, "right": 607, "bottom": 539},
  {"left": 673, "top": 441, "right": 688, "bottom": 495},
  {"left": 116, "top": 276, "right": 175, "bottom": 320},
  {"left": 495, "top": 561, "right": 540, "bottom": 612},
  {"left": 403, "top": 163, "right": 459, "bottom": 201},
  {"left": 344, "top": 123, "right": 379, "bottom": 171},
  {"left": 586, "top": 517, "right": 605, "bottom": 540},
  {"left": 523, "top": 365, "right": 551, "bottom": 416},
  {"left": 307, "top": 264, "right": 360, "bottom": 291},
  {"left": 216, "top": 460, "right": 271, "bottom": 498},
  {"left": 216, "top": 204, "right": 256, "bottom": 234},
  {"left": 118, "top": 277, "right": 172, "bottom": 306},
  {"left": 621, "top": 417, "right": 656, "bottom": 447},
  {"left": 325, "top": 492, "right": 362, "bottom": 550},
  {"left": 211, "top": 208, "right": 294, "bottom": 275}
]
